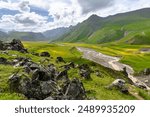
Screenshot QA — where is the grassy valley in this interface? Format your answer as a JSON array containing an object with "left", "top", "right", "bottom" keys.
[
  {"left": 0, "top": 41, "right": 150, "bottom": 100},
  {"left": 0, "top": 8, "right": 150, "bottom": 100}
]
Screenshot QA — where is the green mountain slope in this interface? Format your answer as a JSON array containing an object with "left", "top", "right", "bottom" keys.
[
  {"left": 55, "top": 8, "right": 150, "bottom": 45},
  {"left": 8, "top": 31, "right": 46, "bottom": 41}
]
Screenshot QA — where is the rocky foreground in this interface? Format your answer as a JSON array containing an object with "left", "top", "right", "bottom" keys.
[
  {"left": 0, "top": 39, "right": 92, "bottom": 100},
  {"left": 1, "top": 39, "right": 149, "bottom": 100}
]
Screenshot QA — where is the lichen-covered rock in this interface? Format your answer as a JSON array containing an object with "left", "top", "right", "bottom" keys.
[
  {"left": 56, "top": 56, "right": 65, "bottom": 63},
  {"left": 106, "top": 79, "right": 129, "bottom": 94},
  {"left": 65, "top": 78, "right": 86, "bottom": 100},
  {"left": 0, "top": 57, "right": 7, "bottom": 64},
  {"left": 8, "top": 74, "right": 21, "bottom": 92},
  {"left": 40, "top": 52, "right": 50, "bottom": 57},
  {"left": 79, "top": 64, "right": 91, "bottom": 79},
  {"left": 0, "top": 39, "right": 28, "bottom": 53}
]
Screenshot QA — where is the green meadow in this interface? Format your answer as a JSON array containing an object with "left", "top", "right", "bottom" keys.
[{"left": 0, "top": 41, "right": 150, "bottom": 100}]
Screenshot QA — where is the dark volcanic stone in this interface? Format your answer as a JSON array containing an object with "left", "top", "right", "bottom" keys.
[
  {"left": 32, "top": 69, "right": 53, "bottom": 81},
  {"left": 40, "top": 52, "right": 50, "bottom": 57},
  {"left": 56, "top": 57, "right": 65, "bottom": 63},
  {"left": 10, "top": 39, "right": 28, "bottom": 53},
  {"left": 61, "top": 62, "right": 75, "bottom": 70},
  {"left": 1, "top": 39, "right": 28, "bottom": 53},
  {"left": 0, "top": 57, "right": 7, "bottom": 64},
  {"left": 56, "top": 70, "right": 69, "bottom": 81},
  {"left": 9, "top": 74, "right": 21, "bottom": 92},
  {"left": 79, "top": 64, "right": 91, "bottom": 79},
  {"left": 65, "top": 78, "right": 86, "bottom": 100}
]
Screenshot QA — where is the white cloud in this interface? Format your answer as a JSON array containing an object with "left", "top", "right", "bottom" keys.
[
  {"left": 0, "top": 0, "right": 150, "bottom": 32},
  {"left": 18, "top": 1, "right": 30, "bottom": 12},
  {"left": 0, "top": 12, "right": 48, "bottom": 32}
]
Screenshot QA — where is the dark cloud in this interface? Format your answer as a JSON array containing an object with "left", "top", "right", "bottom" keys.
[{"left": 78, "top": 0, "right": 115, "bottom": 14}]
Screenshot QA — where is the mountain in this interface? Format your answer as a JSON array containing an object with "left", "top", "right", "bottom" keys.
[
  {"left": 55, "top": 8, "right": 150, "bottom": 45},
  {"left": 8, "top": 31, "right": 46, "bottom": 41},
  {"left": 0, "top": 27, "right": 70, "bottom": 41},
  {"left": 56, "top": 15, "right": 104, "bottom": 42},
  {"left": 43, "top": 27, "right": 70, "bottom": 40}
]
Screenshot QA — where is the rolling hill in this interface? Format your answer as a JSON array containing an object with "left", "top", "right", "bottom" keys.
[
  {"left": 0, "top": 27, "right": 70, "bottom": 41},
  {"left": 55, "top": 8, "right": 150, "bottom": 45}
]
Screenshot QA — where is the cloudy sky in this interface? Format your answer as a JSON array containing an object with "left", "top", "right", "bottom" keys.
[{"left": 0, "top": 0, "right": 150, "bottom": 32}]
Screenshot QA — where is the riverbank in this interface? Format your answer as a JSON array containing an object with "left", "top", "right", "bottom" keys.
[{"left": 77, "top": 47, "right": 150, "bottom": 90}]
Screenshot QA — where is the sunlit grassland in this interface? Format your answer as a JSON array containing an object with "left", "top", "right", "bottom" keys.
[
  {"left": 23, "top": 42, "right": 149, "bottom": 99},
  {"left": 63, "top": 43, "right": 150, "bottom": 72},
  {"left": 0, "top": 41, "right": 140, "bottom": 99}
]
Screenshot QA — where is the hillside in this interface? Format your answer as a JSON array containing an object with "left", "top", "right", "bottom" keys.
[
  {"left": 0, "top": 27, "right": 70, "bottom": 41},
  {"left": 43, "top": 27, "right": 70, "bottom": 40},
  {"left": 55, "top": 8, "right": 150, "bottom": 45}
]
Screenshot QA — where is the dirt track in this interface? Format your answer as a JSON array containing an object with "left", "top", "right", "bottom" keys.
[{"left": 77, "top": 47, "right": 150, "bottom": 90}]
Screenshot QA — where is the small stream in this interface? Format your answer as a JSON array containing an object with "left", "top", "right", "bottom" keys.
[{"left": 77, "top": 47, "right": 150, "bottom": 90}]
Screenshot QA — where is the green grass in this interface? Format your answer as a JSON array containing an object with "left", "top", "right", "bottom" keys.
[
  {"left": 0, "top": 41, "right": 150, "bottom": 100},
  {"left": 0, "top": 42, "right": 149, "bottom": 100},
  {"left": 63, "top": 43, "right": 150, "bottom": 73}
]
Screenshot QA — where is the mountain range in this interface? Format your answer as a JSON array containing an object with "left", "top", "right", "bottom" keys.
[
  {"left": 0, "top": 27, "right": 70, "bottom": 41},
  {"left": 0, "top": 8, "right": 150, "bottom": 44},
  {"left": 55, "top": 8, "right": 150, "bottom": 45}
]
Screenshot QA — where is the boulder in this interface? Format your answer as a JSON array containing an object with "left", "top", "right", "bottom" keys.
[
  {"left": 40, "top": 52, "right": 50, "bottom": 57},
  {"left": 19, "top": 77, "right": 59, "bottom": 99},
  {"left": 23, "top": 66, "right": 31, "bottom": 74},
  {"left": 32, "top": 69, "right": 53, "bottom": 81},
  {"left": 20, "top": 78, "right": 44, "bottom": 99},
  {"left": 79, "top": 64, "right": 90, "bottom": 70},
  {"left": 0, "top": 57, "right": 7, "bottom": 64},
  {"left": 47, "top": 64, "right": 57, "bottom": 77},
  {"left": 56, "top": 70, "right": 69, "bottom": 82},
  {"left": 8, "top": 74, "right": 21, "bottom": 92},
  {"left": 56, "top": 57, "right": 65, "bottom": 63},
  {"left": 60, "top": 62, "right": 75, "bottom": 70},
  {"left": 65, "top": 78, "right": 86, "bottom": 100},
  {"left": 9, "top": 39, "right": 28, "bottom": 53},
  {"left": 79, "top": 69, "right": 91, "bottom": 79},
  {"left": 121, "top": 87, "right": 129, "bottom": 94},
  {"left": 79, "top": 64, "right": 91, "bottom": 79},
  {"left": 31, "top": 52, "right": 39, "bottom": 56},
  {"left": 28, "top": 63, "right": 40, "bottom": 71},
  {"left": 106, "top": 79, "right": 129, "bottom": 94},
  {"left": 13, "top": 57, "right": 31, "bottom": 67},
  {"left": 8, "top": 59, "right": 87, "bottom": 100},
  {"left": 40, "top": 81, "right": 58, "bottom": 95},
  {"left": 108, "top": 79, "right": 126, "bottom": 89}
]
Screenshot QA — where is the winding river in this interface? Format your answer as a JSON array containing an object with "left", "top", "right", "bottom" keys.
[{"left": 77, "top": 47, "right": 150, "bottom": 90}]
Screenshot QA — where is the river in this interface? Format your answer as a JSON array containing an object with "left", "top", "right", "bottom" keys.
[{"left": 77, "top": 47, "right": 150, "bottom": 90}]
